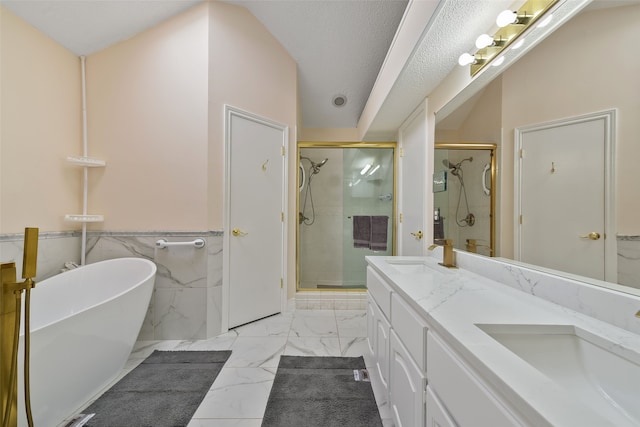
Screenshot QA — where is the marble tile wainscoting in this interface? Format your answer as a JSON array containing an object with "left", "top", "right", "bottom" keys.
[
  {"left": 0, "top": 231, "right": 81, "bottom": 281},
  {"left": 85, "top": 231, "right": 223, "bottom": 341},
  {"left": 618, "top": 235, "right": 640, "bottom": 289}
]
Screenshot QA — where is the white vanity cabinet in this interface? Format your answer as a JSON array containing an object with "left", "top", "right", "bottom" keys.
[
  {"left": 367, "top": 266, "right": 429, "bottom": 427},
  {"left": 427, "top": 331, "right": 526, "bottom": 427},
  {"left": 426, "top": 385, "right": 457, "bottom": 427},
  {"left": 367, "top": 267, "right": 393, "bottom": 397}
]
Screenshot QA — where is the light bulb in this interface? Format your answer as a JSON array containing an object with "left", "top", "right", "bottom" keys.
[
  {"left": 511, "top": 38, "right": 525, "bottom": 50},
  {"left": 458, "top": 53, "right": 475, "bottom": 66},
  {"left": 475, "top": 34, "right": 494, "bottom": 49},
  {"left": 496, "top": 10, "right": 517, "bottom": 27},
  {"left": 537, "top": 14, "right": 553, "bottom": 28}
]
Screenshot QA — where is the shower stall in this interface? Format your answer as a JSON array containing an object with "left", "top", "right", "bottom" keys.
[
  {"left": 297, "top": 143, "right": 395, "bottom": 290},
  {"left": 434, "top": 143, "right": 496, "bottom": 257}
]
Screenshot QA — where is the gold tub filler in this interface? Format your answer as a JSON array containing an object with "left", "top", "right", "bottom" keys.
[{"left": 1, "top": 228, "right": 39, "bottom": 427}]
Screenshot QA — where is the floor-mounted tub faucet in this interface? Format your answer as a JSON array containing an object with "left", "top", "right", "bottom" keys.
[{"left": 1, "top": 227, "right": 38, "bottom": 427}]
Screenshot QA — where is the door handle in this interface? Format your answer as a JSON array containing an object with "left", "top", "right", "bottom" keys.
[
  {"left": 579, "top": 232, "right": 600, "bottom": 240},
  {"left": 232, "top": 228, "right": 248, "bottom": 237},
  {"left": 410, "top": 230, "right": 423, "bottom": 240}
]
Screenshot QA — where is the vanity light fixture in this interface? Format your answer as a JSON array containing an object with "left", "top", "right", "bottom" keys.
[
  {"left": 511, "top": 38, "right": 525, "bottom": 50},
  {"left": 496, "top": 10, "right": 531, "bottom": 28},
  {"left": 459, "top": 0, "right": 558, "bottom": 77},
  {"left": 492, "top": 56, "right": 505, "bottom": 67},
  {"left": 475, "top": 34, "right": 507, "bottom": 50},
  {"left": 458, "top": 52, "right": 486, "bottom": 66},
  {"left": 368, "top": 164, "right": 381, "bottom": 176},
  {"left": 537, "top": 14, "right": 553, "bottom": 28},
  {"left": 360, "top": 164, "right": 372, "bottom": 175}
]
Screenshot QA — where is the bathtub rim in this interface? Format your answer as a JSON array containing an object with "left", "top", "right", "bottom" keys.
[{"left": 21, "top": 257, "right": 156, "bottom": 335}]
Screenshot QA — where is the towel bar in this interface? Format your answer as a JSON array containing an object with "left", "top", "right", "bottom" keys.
[{"left": 155, "top": 238, "right": 205, "bottom": 249}]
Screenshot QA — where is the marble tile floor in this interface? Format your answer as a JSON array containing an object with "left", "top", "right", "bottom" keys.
[{"left": 64, "top": 309, "right": 394, "bottom": 427}]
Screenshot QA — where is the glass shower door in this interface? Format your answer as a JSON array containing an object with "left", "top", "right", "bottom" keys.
[{"left": 298, "top": 145, "right": 395, "bottom": 291}]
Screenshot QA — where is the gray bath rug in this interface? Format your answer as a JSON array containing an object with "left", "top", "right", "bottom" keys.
[
  {"left": 261, "top": 356, "right": 383, "bottom": 427},
  {"left": 82, "top": 350, "right": 231, "bottom": 427}
]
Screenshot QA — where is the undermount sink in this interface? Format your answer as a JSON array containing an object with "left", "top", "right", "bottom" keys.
[
  {"left": 476, "top": 324, "right": 640, "bottom": 426},
  {"left": 384, "top": 258, "right": 454, "bottom": 275}
]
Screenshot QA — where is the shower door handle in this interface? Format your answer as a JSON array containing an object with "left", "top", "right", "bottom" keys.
[
  {"left": 410, "top": 230, "right": 423, "bottom": 240},
  {"left": 232, "top": 228, "right": 248, "bottom": 237},
  {"left": 579, "top": 232, "right": 600, "bottom": 240}
]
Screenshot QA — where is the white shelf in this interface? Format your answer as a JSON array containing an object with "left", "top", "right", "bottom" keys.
[
  {"left": 66, "top": 156, "right": 106, "bottom": 167},
  {"left": 64, "top": 214, "right": 104, "bottom": 223}
]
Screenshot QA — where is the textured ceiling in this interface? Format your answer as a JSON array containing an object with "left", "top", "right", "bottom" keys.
[
  {"left": 2, "top": 0, "right": 407, "bottom": 130},
  {"left": 2, "top": 0, "right": 628, "bottom": 136},
  {"left": 226, "top": 1, "right": 408, "bottom": 129}
]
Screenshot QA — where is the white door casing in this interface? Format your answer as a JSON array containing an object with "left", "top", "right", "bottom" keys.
[
  {"left": 514, "top": 109, "right": 616, "bottom": 282},
  {"left": 223, "top": 106, "right": 288, "bottom": 331},
  {"left": 398, "top": 102, "right": 428, "bottom": 255}
]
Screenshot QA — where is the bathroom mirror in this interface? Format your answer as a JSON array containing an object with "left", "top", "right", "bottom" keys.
[{"left": 434, "top": 1, "right": 640, "bottom": 294}]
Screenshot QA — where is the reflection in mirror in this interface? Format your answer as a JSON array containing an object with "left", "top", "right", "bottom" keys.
[
  {"left": 434, "top": 144, "right": 495, "bottom": 257},
  {"left": 434, "top": 1, "right": 640, "bottom": 294}
]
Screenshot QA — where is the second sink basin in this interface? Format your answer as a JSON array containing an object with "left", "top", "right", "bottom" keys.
[{"left": 476, "top": 323, "right": 640, "bottom": 426}]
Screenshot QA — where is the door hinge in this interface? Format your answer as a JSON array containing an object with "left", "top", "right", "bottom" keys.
[
  {"left": 399, "top": 213, "right": 403, "bottom": 223},
  {"left": 520, "top": 148, "right": 524, "bottom": 158},
  {"left": 399, "top": 147, "right": 404, "bottom": 157},
  {"left": 280, "top": 278, "right": 283, "bottom": 288},
  {"left": 281, "top": 212, "right": 284, "bottom": 222},
  {"left": 281, "top": 146, "right": 285, "bottom": 156},
  {"left": 519, "top": 214, "right": 523, "bottom": 224}
]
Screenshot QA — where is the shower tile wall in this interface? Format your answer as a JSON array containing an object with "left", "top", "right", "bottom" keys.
[
  {"left": 299, "top": 148, "right": 344, "bottom": 288},
  {"left": 444, "top": 150, "right": 492, "bottom": 256},
  {"left": 85, "top": 231, "right": 223, "bottom": 340}
]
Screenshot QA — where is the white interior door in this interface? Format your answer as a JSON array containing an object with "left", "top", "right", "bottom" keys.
[
  {"left": 398, "top": 104, "right": 427, "bottom": 255},
  {"left": 515, "top": 110, "right": 615, "bottom": 281},
  {"left": 224, "top": 106, "right": 287, "bottom": 329}
]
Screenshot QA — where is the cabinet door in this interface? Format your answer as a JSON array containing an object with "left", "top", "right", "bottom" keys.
[
  {"left": 367, "top": 297, "right": 376, "bottom": 355},
  {"left": 374, "top": 300, "right": 391, "bottom": 393},
  {"left": 390, "top": 330, "right": 426, "bottom": 427},
  {"left": 426, "top": 385, "right": 458, "bottom": 427}
]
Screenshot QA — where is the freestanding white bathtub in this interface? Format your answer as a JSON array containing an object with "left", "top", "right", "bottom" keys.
[{"left": 17, "top": 257, "right": 156, "bottom": 427}]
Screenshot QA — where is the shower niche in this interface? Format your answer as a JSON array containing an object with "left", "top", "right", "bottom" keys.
[
  {"left": 297, "top": 143, "right": 396, "bottom": 291},
  {"left": 434, "top": 143, "right": 496, "bottom": 257}
]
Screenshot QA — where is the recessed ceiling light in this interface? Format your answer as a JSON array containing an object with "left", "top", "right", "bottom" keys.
[{"left": 332, "top": 95, "right": 347, "bottom": 107}]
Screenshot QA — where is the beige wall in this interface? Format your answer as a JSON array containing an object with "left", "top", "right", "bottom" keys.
[
  {"left": 86, "top": 3, "right": 210, "bottom": 231},
  {"left": 0, "top": 7, "right": 82, "bottom": 233},
  {"left": 208, "top": 2, "right": 297, "bottom": 297},
  {"left": 501, "top": 4, "right": 640, "bottom": 253}
]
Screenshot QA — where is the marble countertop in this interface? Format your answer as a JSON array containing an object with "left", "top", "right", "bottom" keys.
[{"left": 366, "top": 255, "right": 640, "bottom": 427}]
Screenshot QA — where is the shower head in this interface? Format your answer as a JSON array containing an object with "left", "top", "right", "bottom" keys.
[
  {"left": 301, "top": 157, "right": 328, "bottom": 174},
  {"left": 442, "top": 157, "right": 472, "bottom": 176}
]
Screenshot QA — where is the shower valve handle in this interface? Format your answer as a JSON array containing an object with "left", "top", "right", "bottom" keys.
[{"left": 232, "top": 228, "right": 248, "bottom": 237}]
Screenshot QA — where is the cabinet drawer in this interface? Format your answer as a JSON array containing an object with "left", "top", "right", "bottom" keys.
[
  {"left": 367, "top": 266, "right": 392, "bottom": 318},
  {"left": 427, "top": 332, "right": 522, "bottom": 427},
  {"left": 391, "top": 293, "right": 428, "bottom": 372}
]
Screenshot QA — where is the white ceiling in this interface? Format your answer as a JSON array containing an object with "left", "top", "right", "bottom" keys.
[{"left": 2, "top": 0, "right": 632, "bottom": 135}]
